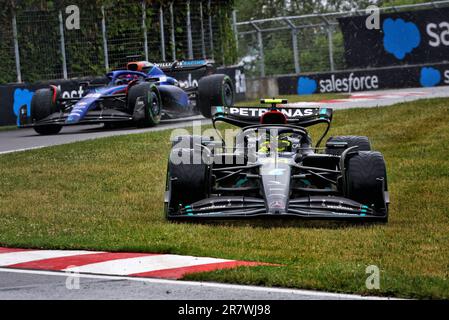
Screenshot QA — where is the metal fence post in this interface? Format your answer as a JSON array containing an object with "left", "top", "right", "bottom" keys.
[
  {"left": 319, "top": 15, "right": 335, "bottom": 72},
  {"left": 257, "top": 31, "right": 265, "bottom": 77},
  {"left": 169, "top": 1, "right": 176, "bottom": 60},
  {"left": 219, "top": 7, "right": 225, "bottom": 65},
  {"left": 186, "top": 0, "right": 193, "bottom": 59},
  {"left": 101, "top": 6, "right": 109, "bottom": 71},
  {"left": 142, "top": 1, "right": 149, "bottom": 61},
  {"left": 284, "top": 18, "right": 300, "bottom": 74},
  {"left": 208, "top": 0, "right": 214, "bottom": 60},
  {"left": 58, "top": 11, "right": 68, "bottom": 79},
  {"left": 292, "top": 30, "right": 300, "bottom": 74},
  {"left": 327, "top": 26, "right": 335, "bottom": 72},
  {"left": 232, "top": 10, "right": 238, "bottom": 51},
  {"left": 251, "top": 22, "right": 264, "bottom": 77},
  {"left": 12, "top": 13, "right": 22, "bottom": 83},
  {"left": 199, "top": 1, "right": 206, "bottom": 59},
  {"left": 160, "top": 5, "right": 166, "bottom": 61}
]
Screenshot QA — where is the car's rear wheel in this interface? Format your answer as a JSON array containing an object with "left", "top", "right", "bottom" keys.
[
  {"left": 165, "top": 148, "right": 212, "bottom": 219},
  {"left": 344, "top": 151, "right": 388, "bottom": 221},
  {"left": 127, "top": 83, "right": 162, "bottom": 127},
  {"left": 31, "top": 88, "right": 62, "bottom": 135},
  {"left": 326, "top": 135, "right": 371, "bottom": 155},
  {"left": 198, "top": 74, "right": 234, "bottom": 118}
]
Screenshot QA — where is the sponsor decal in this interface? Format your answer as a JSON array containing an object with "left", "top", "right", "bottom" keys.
[
  {"left": 318, "top": 73, "right": 379, "bottom": 93},
  {"left": 426, "top": 21, "right": 449, "bottom": 48},
  {"left": 66, "top": 92, "right": 102, "bottom": 123},
  {"left": 228, "top": 107, "right": 315, "bottom": 118},
  {"left": 278, "top": 62, "right": 449, "bottom": 94},
  {"left": 259, "top": 158, "right": 290, "bottom": 164},
  {"left": 420, "top": 67, "right": 441, "bottom": 87},
  {"left": 297, "top": 77, "right": 317, "bottom": 95},
  {"left": 383, "top": 18, "right": 421, "bottom": 60},
  {"left": 339, "top": 7, "right": 449, "bottom": 68},
  {"left": 267, "top": 168, "right": 286, "bottom": 176},
  {"left": 269, "top": 200, "right": 284, "bottom": 208},
  {"left": 13, "top": 89, "right": 34, "bottom": 125},
  {"left": 178, "top": 73, "right": 198, "bottom": 89},
  {"left": 325, "top": 205, "right": 358, "bottom": 211},
  {"left": 58, "top": 85, "right": 85, "bottom": 99},
  {"left": 235, "top": 69, "right": 246, "bottom": 93}
]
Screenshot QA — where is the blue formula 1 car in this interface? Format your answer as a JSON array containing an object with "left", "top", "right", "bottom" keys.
[{"left": 18, "top": 60, "right": 234, "bottom": 135}]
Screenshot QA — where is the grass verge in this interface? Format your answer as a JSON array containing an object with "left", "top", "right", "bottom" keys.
[
  {"left": 0, "top": 98, "right": 448, "bottom": 298},
  {"left": 0, "top": 125, "right": 17, "bottom": 132}
]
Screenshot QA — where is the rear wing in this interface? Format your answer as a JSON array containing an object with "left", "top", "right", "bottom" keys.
[
  {"left": 211, "top": 106, "right": 333, "bottom": 128},
  {"left": 154, "top": 59, "right": 214, "bottom": 72}
]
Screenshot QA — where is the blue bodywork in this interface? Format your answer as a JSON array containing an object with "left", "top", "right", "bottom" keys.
[{"left": 65, "top": 65, "right": 188, "bottom": 124}]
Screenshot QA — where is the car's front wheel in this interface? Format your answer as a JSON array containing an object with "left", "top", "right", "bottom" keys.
[
  {"left": 197, "top": 74, "right": 234, "bottom": 118},
  {"left": 165, "top": 147, "right": 212, "bottom": 219},
  {"left": 344, "top": 151, "right": 388, "bottom": 221},
  {"left": 30, "top": 88, "right": 62, "bottom": 135},
  {"left": 127, "top": 83, "right": 162, "bottom": 127},
  {"left": 325, "top": 135, "right": 371, "bottom": 155}
]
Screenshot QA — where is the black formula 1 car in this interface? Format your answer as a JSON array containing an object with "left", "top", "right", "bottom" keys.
[
  {"left": 18, "top": 59, "right": 234, "bottom": 135},
  {"left": 165, "top": 99, "right": 389, "bottom": 222}
]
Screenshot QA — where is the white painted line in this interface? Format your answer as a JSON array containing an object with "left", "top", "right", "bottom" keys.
[
  {"left": 0, "top": 145, "right": 47, "bottom": 155},
  {"left": 0, "top": 267, "right": 395, "bottom": 300},
  {"left": 64, "top": 255, "right": 230, "bottom": 275},
  {"left": 0, "top": 250, "right": 103, "bottom": 266}
]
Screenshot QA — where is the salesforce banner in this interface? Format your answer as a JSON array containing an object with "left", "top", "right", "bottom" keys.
[
  {"left": 277, "top": 62, "right": 449, "bottom": 95},
  {"left": 0, "top": 66, "right": 245, "bottom": 126},
  {"left": 338, "top": 7, "right": 449, "bottom": 68}
]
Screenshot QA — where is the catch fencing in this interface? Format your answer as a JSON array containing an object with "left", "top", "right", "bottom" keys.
[
  {"left": 0, "top": 0, "right": 234, "bottom": 84},
  {"left": 234, "top": 0, "right": 449, "bottom": 78}
]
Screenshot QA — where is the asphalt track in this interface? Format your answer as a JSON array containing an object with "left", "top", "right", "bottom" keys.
[
  {"left": 0, "top": 269, "right": 390, "bottom": 300},
  {"left": 1, "top": 86, "right": 449, "bottom": 155},
  {"left": 0, "top": 115, "right": 208, "bottom": 154}
]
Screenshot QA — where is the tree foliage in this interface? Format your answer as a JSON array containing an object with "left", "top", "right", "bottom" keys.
[
  {"left": 0, "top": 0, "right": 237, "bottom": 84},
  {"left": 235, "top": 0, "right": 431, "bottom": 77}
]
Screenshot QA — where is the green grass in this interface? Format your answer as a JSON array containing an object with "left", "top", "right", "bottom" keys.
[
  {"left": 0, "top": 125, "right": 16, "bottom": 132},
  {"left": 1, "top": 98, "right": 449, "bottom": 299},
  {"left": 236, "top": 93, "right": 349, "bottom": 107}
]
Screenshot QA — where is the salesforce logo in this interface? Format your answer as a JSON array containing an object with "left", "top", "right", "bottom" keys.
[
  {"left": 13, "top": 88, "right": 34, "bottom": 125},
  {"left": 297, "top": 77, "right": 317, "bottom": 95},
  {"left": 383, "top": 18, "right": 421, "bottom": 60},
  {"left": 420, "top": 67, "right": 441, "bottom": 87}
]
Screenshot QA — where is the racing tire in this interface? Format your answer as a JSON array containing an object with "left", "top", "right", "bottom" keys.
[
  {"left": 197, "top": 74, "right": 234, "bottom": 118},
  {"left": 165, "top": 148, "right": 212, "bottom": 219},
  {"left": 30, "top": 88, "right": 62, "bottom": 135},
  {"left": 345, "top": 151, "right": 388, "bottom": 222},
  {"left": 127, "top": 82, "right": 162, "bottom": 127},
  {"left": 326, "top": 136, "right": 371, "bottom": 155}
]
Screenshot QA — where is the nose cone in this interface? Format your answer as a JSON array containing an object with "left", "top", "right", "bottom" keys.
[{"left": 260, "top": 159, "right": 291, "bottom": 214}]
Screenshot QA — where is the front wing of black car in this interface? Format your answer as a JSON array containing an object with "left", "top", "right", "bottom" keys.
[{"left": 165, "top": 195, "right": 389, "bottom": 221}]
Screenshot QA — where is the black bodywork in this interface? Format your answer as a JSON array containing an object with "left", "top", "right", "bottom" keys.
[{"left": 165, "top": 102, "right": 390, "bottom": 221}]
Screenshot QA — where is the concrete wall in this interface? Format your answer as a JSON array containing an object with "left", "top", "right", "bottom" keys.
[{"left": 245, "top": 77, "right": 279, "bottom": 100}]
